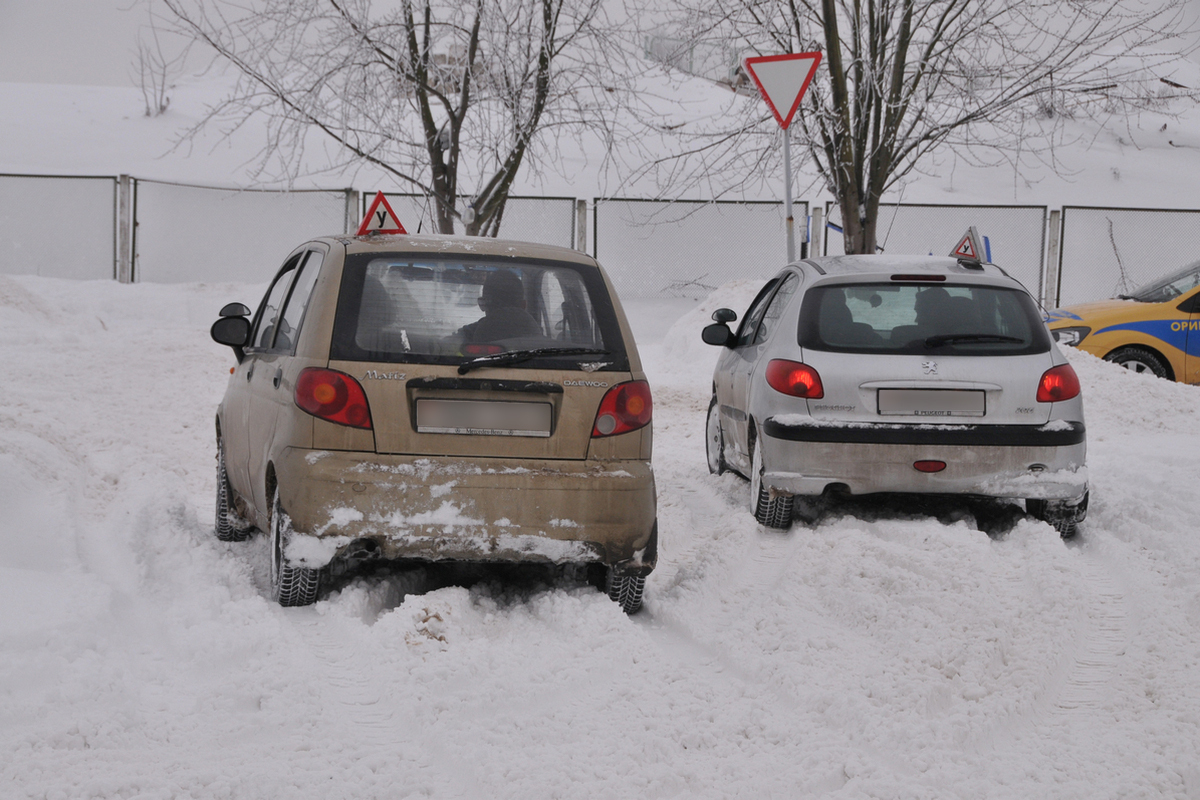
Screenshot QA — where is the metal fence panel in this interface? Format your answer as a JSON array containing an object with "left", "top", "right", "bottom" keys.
[
  {"left": 823, "top": 203, "right": 1048, "bottom": 298},
  {"left": 593, "top": 198, "right": 799, "bottom": 300},
  {"left": 134, "top": 181, "right": 351, "bottom": 283},
  {"left": 1056, "top": 206, "right": 1200, "bottom": 307},
  {"left": 0, "top": 174, "right": 115, "bottom": 280},
  {"left": 378, "top": 194, "right": 576, "bottom": 247}
]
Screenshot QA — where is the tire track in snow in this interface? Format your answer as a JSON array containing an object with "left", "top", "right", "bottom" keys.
[{"left": 1049, "top": 551, "right": 1131, "bottom": 713}]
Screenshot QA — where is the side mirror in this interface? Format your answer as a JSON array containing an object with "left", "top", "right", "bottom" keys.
[
  {"left": 219, "top": 302, "right": 252, "bottom": 318},
  {"left": 211, "top": 316, "right": 251, "bottom": 362},
  {"left": 701, "top": 322, "right": 736, "bottom": 348},
  {"left": 712, "top": 308, "right": 737, "bottom": 324}
]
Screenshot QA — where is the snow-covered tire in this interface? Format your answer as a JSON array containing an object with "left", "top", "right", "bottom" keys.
[
  {"left": 270, "top": 489, "right": 321, "bottom": 607},
  {"left": 706, "top": 395, "right": 728, "bottom": 475},
  {"left": 606, "top": 570, "right": 646, "bottom": 615},
  {"left": 750, "top": 434, "right": 793, "bottom": 529},
  {"left": 215, "top": 439, "right": 251, "bottom": 543},
  {"left": 1104, "top": 346, "right": 1170, "bottom": 379},
  {"left": 1026, "top": 493, "right": 1086, "bottom": 540}
]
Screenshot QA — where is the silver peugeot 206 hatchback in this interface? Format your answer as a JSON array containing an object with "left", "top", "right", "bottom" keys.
[{"left": 702, "top": 255, "right": 1088, "bottom": 536}]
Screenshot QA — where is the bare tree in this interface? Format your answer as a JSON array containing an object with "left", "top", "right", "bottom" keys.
[
  {"left": 639, "top": 0, "right": 1198, "bottom": 253},
  {"left": 161, "top": 0, "right": 622, "bottom": 235},
  {"left": 133, "top": 11, "right": 192, "bottom": 117}
]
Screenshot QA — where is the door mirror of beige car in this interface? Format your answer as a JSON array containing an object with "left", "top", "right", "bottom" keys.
[{"left": 211, "top": 316, "right": 251, "bottom": 361}]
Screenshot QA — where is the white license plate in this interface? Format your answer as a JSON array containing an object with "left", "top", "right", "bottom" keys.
[
  {"left": 877, "top": 389, "right": 985, "bottom": 417},
  {"left": 415, "top": 399, "right": 553, "bottom": 437}
]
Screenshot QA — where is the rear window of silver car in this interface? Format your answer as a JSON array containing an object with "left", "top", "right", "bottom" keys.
[
  {"left": 330, "top": 254, "right": 629, "bottom": 369},
  {"left": 798, "top": 283, "right": 1052, "bottom": 355}
]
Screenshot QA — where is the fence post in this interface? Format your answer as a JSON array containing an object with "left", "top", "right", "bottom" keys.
[
  {"left": 345, "top": 189, "right": 361, "bottom": 234},
  {"left": 576, "top": 199, "right": 588, "bottom": 254},
  {"left": 116, "top": 174, "right": 134, "bottom": 283},
  {"left": 1044, "top": 208, "right": 1062, "bottom": 308},
  {"left": 811, "top": 206, "right": 824, "bottom": 257}
]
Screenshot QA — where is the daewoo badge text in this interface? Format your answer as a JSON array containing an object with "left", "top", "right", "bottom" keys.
[{"left": 564, "top": 380, "right": 609, "bottom": 387}]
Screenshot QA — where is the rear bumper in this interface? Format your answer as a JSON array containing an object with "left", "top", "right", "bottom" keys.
[
  {"left": 759, "top": 418, "right": 1087, "bottom": 500},
  {"left": 274, "top": 448, "right": 657, "bottom": 571}
]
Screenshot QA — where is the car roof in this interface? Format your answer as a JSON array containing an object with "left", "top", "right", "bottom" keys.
[
  {"left": 320, "top": 233, "right": 599, "bottom": 267},
  {"left": 796, "top": 254, "right": 1019, "bottom": 285}
]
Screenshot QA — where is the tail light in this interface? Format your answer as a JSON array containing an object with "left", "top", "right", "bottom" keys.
[
  {"left": 592, "top": 381, "right": 652, "bottom": 437},
  {"left": 1036, "top": 364, "right": 1081, "bottom": 403},
  {"left": 463, "top": 343, "right": 503, "bottom": 356},
  {"left": 765, "top": 359, "right": 824, "bottom": 399},
  {"left": 295, "top": 367, "right": 373, "bottom": 429}
]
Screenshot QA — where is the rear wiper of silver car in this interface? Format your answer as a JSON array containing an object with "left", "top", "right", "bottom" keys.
[
  {"left": 458, "top": 347, "right": 610, "bottom": 374},
  {"left": 924, "top": 334, "right": 1025, "bottom": 347}
]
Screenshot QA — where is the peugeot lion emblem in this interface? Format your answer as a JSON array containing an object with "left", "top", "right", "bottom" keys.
[{"left": 922, "top": 360, "right": 939, "bottom": 375}]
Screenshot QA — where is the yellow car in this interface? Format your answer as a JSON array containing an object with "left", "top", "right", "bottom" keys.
[{"left": 1045, "top": 259, "right": 1200, "bottom": 383}]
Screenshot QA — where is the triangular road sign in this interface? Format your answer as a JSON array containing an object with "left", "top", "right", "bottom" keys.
[
  {"left": 950, "top": 226, "right": 985, "bottom": 261},
  {"left": 357, "top": 191, "right": 408, "bottom": 235},
  {"left": 743, "top": 52, "right": 822, "bottom": 130}
]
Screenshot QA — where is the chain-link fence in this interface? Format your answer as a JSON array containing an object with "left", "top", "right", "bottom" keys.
[
  {"left": 1055, "top": 206, "right": 1200, "bottom": 307},
  {"left": 593, "top": 198, "right": 801, "bottom": 300},
  {"left": 134, "top": 181, "right": 353, "bottom": 283},
  {"left": 823, "top": 203, "right": 1048, "bottom": 299},
  {"left": 642, "top": 35, "right": 745, "bottom": 86},
  {"left": 377, "top": 193, "right": 577, "bottom": 248},
  {"left": 0, "top": 174, "right": 116, "bottom": 280}
]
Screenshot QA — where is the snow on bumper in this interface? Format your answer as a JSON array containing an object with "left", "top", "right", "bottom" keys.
[
  {"left": 274, "top": 448, "right": 657, "bottom": 569},
  {"left": 760, "top": 417, "right": 1087, "bottom": 500}
]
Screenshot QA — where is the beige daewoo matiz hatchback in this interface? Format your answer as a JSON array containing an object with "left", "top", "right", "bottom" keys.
[{"left": 210, "top": 234, "right": 657, "bottom": 612}]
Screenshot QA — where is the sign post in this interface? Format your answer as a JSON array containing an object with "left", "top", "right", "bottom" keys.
[{"left": 743, "top": 52, "right": 822, "bottom": 262}]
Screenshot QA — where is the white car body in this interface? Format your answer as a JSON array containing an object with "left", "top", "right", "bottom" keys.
[{"left": 704, "top": 255, "right": 1088, "bottom": 532}]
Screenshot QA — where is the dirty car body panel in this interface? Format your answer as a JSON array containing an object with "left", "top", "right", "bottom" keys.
[{"left": 212, "top": 234, "right": 657, "bottom": 608}]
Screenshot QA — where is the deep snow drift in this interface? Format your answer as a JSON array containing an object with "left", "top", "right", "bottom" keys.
[{"left": 2, "top": 273, "right": 1200, "bottom": 798}]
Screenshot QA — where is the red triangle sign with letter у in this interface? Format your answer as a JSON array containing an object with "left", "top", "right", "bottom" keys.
[
  {"left": 743, "top": 52, "right": 822, "bottom": 130},
  {"left": 950, "top": 227, "right": 985, "bottom": 260},
  {"left": 357, "top": 191, "right": 408, "bottom": 235}
]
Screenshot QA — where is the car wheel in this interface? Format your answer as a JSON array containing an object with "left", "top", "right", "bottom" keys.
[
  {"left": 215, "top": 439, "right": 251, "bottom": 543},
  {"left": 1026, "top": 493, "right": 1086, "bottom": 540},
  {"left": 706, "top": 395, "right": 728, "bottom": 475},
  {"left": 270, "top": 489, "right": 321, "bottom": 607},
  {"left": 750, "top": 434, "right": 793, "bottom": 529},
  {"left": 606, "top": 569, "right": 646, "bottom": 615},
  {"left": 1104, "top": 346, "right": 1170, "bottom": 379}
]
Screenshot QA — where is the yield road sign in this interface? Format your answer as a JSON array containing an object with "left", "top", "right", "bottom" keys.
[{"left": 744, "top": 52, "right": 822, "bottom": 130}]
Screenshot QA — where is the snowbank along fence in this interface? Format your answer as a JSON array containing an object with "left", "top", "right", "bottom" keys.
[{"left": 2, "top": 172, "right": 1198, "bottom": 309}]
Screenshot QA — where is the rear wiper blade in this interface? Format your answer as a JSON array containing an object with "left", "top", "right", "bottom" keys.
[
  {"left": 924, "top": 334, "right": 1025, "bottom": 347},
  {"left": 458, "top": 347, "right": 610, "bottom": 375}
]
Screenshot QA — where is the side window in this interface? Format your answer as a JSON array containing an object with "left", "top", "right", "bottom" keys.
[
  {"left": 753, "top": 273, "right": 799, "bottom": 344},
  {"left": 273, "top": 250, "right": 324, "bottom": 353},
  {"left": 249, "top": 254, "right": 303, "bottom": 350},
  {"left": 735, "top": 278, "right": 781, "bottom": 347}
]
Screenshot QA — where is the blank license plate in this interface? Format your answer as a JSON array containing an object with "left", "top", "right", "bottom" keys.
[
  {"left": 416, "top": 399, "right": 553, "bottom": 437},
  {"left": 877, "top": 389, "right": 985, "bottom": 417}
]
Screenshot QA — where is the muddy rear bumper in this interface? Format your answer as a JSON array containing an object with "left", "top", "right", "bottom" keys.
[{"left": 274, "top": 448, "right": 657, "bottom": 571}]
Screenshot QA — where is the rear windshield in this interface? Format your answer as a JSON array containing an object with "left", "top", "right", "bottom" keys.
[
  {"left": 798, "top": 282, "right": 1052, "bottom": 356},
  {"left": 330, "top": 253, "right": 628, "bottom": 369}
]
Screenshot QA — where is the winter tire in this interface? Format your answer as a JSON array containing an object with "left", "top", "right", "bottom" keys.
[
  {"left": 215, "top": 439, "right": 251, "bottom": 542},
  {"left": 750, "top": 433, "right": 793, "bottom": 529},
  {"left": 606, "top": 570, "right": 646, "bottom": 615},
  {"left": 270, "top": 489, "right": 322, "bottom": 607},
  {"left": 706, "top": 395, "right": 728, "bottom": 475},
  {"left": 1104, "top": 346, "right": 1170, "bottom": 379},
  {"left": 1026, "top": 491, "right": 1087, "bottom": 540}
]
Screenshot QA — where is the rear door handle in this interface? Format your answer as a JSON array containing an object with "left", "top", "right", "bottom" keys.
[
  {"left": 246, "top": 364, "right": 254, "bottom": 382},
  {"left": 273, "top": 367, "right": 283, "bottom": 389}
]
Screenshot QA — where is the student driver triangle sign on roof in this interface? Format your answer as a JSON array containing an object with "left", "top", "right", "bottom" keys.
[{"left": 357, "top": 191, "right": 408, "bottom": 235}]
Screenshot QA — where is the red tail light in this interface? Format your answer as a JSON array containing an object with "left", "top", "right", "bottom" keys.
[
  {"left": 1036, "top": 364, "right": 1081, "bottom": 403},
  {"left": 295, "top": 367, "right": 373, "bottom": 429},
  {"left": 765, "top": 359, "right": 824, "bottom": 399},
  {"left": 592, "top": 381, "right": 652, "bottom": 437},
  {"left": 914, "top": 460, "right": 947, "bottom": 473}
]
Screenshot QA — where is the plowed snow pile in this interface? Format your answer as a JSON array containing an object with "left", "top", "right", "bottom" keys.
[{"left": 3, "top": 274, "right": 1200, "bottom": 799}]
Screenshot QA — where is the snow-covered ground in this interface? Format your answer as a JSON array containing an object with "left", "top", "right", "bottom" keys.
[{"left": 2, "top": 273, "right": 1199, "bottom": 798}]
